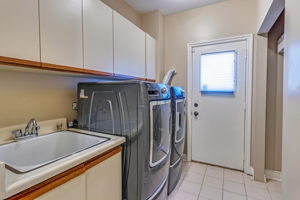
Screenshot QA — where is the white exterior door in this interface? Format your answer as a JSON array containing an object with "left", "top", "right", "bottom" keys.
[{"left": 191, "top": 40, "right": 247, "bottom": 170}]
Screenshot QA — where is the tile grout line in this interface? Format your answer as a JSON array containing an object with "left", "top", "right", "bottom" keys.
[
  {"left": 244, "top": 175, "right": 272, "bottom": 200},
  {"left": 243, "top": 173, "right": 249, "bottom": 200},
  {"left": 174, "top": 163, "right": 202, "bottom": 198},
  {"left": 243, "top": 174, "right": 248, "bottom": 200},
  {"left": 266, "top": 185, "right": 274, "bottom": 200},
  {"left": 222, "top": 169, "right": 225, "bottom": 200},
  {"left": 197, "top": 164, "right": 207, "bottom": 200},
  {"left": 175, "top": 163, "right": 280, "bottom": 200}
]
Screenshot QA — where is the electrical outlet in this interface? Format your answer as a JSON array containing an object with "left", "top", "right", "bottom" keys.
[{"left": 72, "top": 102, "right": 78, "bottom": 110}]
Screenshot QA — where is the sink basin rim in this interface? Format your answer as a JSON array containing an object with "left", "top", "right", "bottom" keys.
[{"left": 0, "top": 130, "right": 110, "bottom": 174}]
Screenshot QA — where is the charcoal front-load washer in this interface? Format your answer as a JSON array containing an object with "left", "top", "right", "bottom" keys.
[{"left": 77, "top": 81, "right": 172, "bottom": 200}]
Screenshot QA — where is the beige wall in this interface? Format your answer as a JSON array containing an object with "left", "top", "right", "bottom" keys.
[
  {"left": 164, "top": 0, "right": 258, "bottom": 89},
  {"left": 251, "top": 35, "right": 268, "bottom": 181},
  {"left": 101, "top": 0, "right": 142, "bottom": 28},
  {"left": 0, "top": 67, "right": 103, "bottom": 127},
  {"left": 282, "top": 0, "right": 300, "bottom": 199},
  {"left": 257, "top": 0, "right": 274, "bottom": 31},
  {"left": 163, "top": 0, "right": 275, "bottom": 181},
  {"left": 265, "top": 12, "right": 284, "bottom": 171},
  {"left": 142, "top": 11, "right": 165, "bottom": 82}
]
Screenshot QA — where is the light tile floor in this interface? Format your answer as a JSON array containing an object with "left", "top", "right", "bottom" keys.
[{"left": 168, "top": 161, "right": 282, "bottom": 200}]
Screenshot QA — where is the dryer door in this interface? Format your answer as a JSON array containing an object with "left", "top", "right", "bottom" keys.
[
  {"left": 175, "top": 99, "right": 186, "bottom": 143},
  {"left": 149, "top": 100, "right": 171, "bottom": 168}
]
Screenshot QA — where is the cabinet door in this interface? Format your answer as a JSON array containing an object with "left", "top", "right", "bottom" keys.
[
  {"left": 86, "top": 152, "right": 122, "bottom": 200},
  {"left": 146, "top": 34, "right": 156, "bottom": 80},
  {"left": 39, "top": 0, "right": 83, "bottom": 68},
  {"left": 113, "top": 11, "right": 145, "bottom": 78},
  {"left": 83, "top": 0, "right": 113, "bottom": 73},
  {"left": 35, "top": 174, "right": 86, "bottom": 200},
  {"left": 0, "top": 0, "right": 40, "bottom": 62}
]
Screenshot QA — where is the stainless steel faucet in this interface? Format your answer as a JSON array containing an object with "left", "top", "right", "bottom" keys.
[
  {"left": 24, "top": 118, "right": 40, "bottom": 136},
  {"left": 12, "top": 118, "right": 40, "bottom": 140}
]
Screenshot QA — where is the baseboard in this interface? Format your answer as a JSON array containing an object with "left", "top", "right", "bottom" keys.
[
  {"left": 247, "top": 167, "right": 267, "bottom": 182},
  {"left": 182, "top": 154, "right": 187, "bottom": 161},
  {"left": 247, "top": 166, "right": 254, "bottom": 176},
  {"left": 265, "top": 169, "right": 282, "bottom": 181}
]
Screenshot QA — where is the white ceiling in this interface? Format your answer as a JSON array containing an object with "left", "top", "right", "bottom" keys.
[{"left": 124, "top": 0, "right": 227, "bottom": 15}]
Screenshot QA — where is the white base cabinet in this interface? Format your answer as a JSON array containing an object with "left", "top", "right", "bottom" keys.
[
  {"left": 35, "top": 174, "right": 86, "bottom": 200},
  {"left": 32, "top": 151, "right": 122, "bottom": 200},
  {"left": 86, "top": 152, "right": 122, "bottom": 200}
]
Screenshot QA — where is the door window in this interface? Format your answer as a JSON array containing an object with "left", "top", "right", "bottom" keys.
[{"left": 200, "top": 51, "right": 237, "bottom": 93}]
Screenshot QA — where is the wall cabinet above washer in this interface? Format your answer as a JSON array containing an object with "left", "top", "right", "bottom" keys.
[
  {"left": 0, "top": 1, "right": 156, "bottom": 81},
  {"left": 113, "top": 11, "right": 146, "bottom": 78},
  {"left": 83, "top": 0, "right": 113, "bottom": 73}
]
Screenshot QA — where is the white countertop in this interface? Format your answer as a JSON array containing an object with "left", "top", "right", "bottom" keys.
[{"left": 2, "top": 128, "right": 125, "bottom": 199}]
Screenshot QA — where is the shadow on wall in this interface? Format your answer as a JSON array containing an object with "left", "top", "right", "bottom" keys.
[{"left": 0, "top": 67, "right": 108, "bottom": 128}]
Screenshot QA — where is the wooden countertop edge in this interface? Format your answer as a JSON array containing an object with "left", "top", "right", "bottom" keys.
[
  {"left": 6, "top": 146, "right": 122, "bottom": 200},
  {"left": 0, "top": 56, "right": 41, "bottom": 68},
  {"left": 0, "top": 56, "right": 157, "bottom": 82},
  {"left": 145, "top": 78, "right": 156, "bottom": 83}
]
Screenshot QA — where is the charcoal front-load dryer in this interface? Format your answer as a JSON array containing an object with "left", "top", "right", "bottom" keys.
[
  {"left": 77, "top": 81, "right": 171, "bottom": 200},
  {"left": 168, "top": 86, "right": 186, "bottom": 194}
]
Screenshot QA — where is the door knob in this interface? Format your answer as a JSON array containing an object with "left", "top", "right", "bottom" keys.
[
  {"left": 194, "top": 103, "right": 198, "bottom": 107},
  {"left": 194, "top": 111, "right": 199, "bottom": 116}
]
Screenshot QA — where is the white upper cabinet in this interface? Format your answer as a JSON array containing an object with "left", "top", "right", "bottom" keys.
[
  {"left": 0, "top": 0, "right": 40, "bottom": 62},
  {"left": 83, "top": 0, "right": 113, "bottom": 73},
  {"left": 146, "top": 34, "right": 156, "bottom": 80},
  {"left": 39, "top": 0, "right": 83, "bottom": 68},
  {"left": 113, "top": 11, "right": 146, "bottom": 78}
]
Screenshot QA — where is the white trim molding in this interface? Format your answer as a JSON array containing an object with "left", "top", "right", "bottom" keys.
[
  {"left": 186, "top": 34, "right": 254, "bottom": 175},
  {"left": 265, "top": 169, "right": 282, "bottom": 182}
]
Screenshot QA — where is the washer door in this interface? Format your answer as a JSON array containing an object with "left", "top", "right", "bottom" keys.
[{"left": 149, "top": 100, "right": 171, "bottom": 168}]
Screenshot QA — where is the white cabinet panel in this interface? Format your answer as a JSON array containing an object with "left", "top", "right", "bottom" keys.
[
  {"left": 0, "top": 0, "right": 40, "bottom": 61},
  {"left": 146, "top": 34, "right": 156, "bottom": 80},
  {"left": 83, "top": 0, "right": 113, "bottom": 73},
  {"left": 35, "top": 174, "right": 86, "bottom": 200},
  {"left": 113, "top": 11, "right": 145, "bottom": 78},
  {"left": 86, "top": 152, "right": 122, "bottom": 200},
  {"left": 39, "top": 0, "right": 83, "bottom": 68}
]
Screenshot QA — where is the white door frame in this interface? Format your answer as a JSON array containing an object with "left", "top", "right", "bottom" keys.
[{"left": 187, "top": 34, "right": 254, "bottom": 174}]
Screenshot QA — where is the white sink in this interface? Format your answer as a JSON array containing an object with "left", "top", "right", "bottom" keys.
[{"left": 0, "top": 131, "right": 109, "bottom": 173}]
